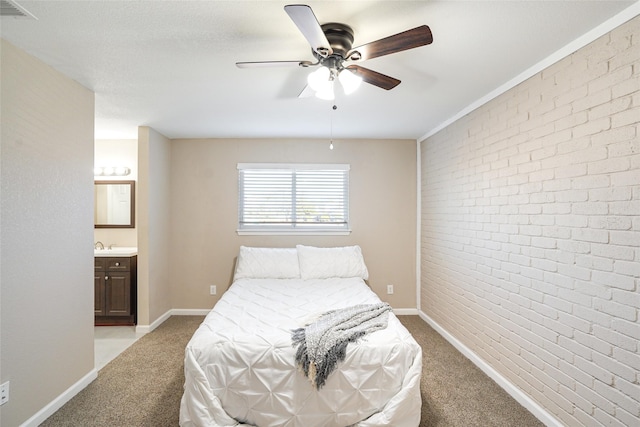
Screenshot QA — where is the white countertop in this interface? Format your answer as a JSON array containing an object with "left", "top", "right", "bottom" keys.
[{"left": 94, "top": 247, "right": 137, "bottom": 257}]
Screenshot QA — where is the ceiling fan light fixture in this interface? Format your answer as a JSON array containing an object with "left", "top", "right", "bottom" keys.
[
  {"left": 315, "top": 80, "right": 335, "bottom": 100},
  {"left": 338, "top": 68, "right": 362, "bottom": 95},
  {"left": 307, "top": 66, "right": 331, "bottom": 92},
  {"left": 238, "top": 6, "right": 434, "bottom": 99}
]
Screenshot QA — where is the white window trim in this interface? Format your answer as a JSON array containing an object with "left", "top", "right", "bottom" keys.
[
  {"left": 237, "top": 163, "right": 351, "bottom": 236},
  {"left": 236, "top": 229, "right": 352, "bottom": 236},
  {"left": 237, "top": 163, "right": 350, "bottom": 171}
]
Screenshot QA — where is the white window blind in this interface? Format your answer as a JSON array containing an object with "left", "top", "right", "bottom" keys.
[{"left": 238, "top": 163, "right": 350, "bottom": 234}]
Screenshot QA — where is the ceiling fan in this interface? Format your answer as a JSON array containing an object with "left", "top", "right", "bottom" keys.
[{"left": 236, "top": 4, "right": 433, "bottom": 100}]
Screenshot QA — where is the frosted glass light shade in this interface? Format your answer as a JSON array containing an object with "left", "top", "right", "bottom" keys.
[
  {"left": 315, "top": 81, "right": 335, "bottom": 100},
  {"left": 94, "top": 166, "right": 131, "bottom": 176},
  {"left": 307, "top": 66, "right": 360, "bottom": 100},
  {"left": 307, "top": 66, "right": 331, "bottom": 92},
  {"left": 338, "top": 69, "right": 362, "bottom": 94}
]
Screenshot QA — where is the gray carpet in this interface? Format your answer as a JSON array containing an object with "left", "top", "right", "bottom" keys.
[
  {"left": 40, "top": 315, "right": 544, "bottom": 426},
  {"left": 399, "top": 316, "right": 543, "bottom": 427}
]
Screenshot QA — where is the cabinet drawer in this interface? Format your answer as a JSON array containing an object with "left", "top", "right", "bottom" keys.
[
  {"left": 95, "top": 258, "right": 107, "bottom": 272},
  {"left": 105, "top": 258, "right": 131, "bottom": 272}
]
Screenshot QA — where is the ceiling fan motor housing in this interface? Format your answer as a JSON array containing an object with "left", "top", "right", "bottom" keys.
[{"left": 317, "top": 23, "right": 354, "bottom": 58}]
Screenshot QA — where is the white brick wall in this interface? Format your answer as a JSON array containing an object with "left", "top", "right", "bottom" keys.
[{"left": 420, "top": 15, "right": 639, "bottom": 426}]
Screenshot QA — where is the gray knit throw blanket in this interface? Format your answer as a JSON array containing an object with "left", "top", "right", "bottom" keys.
[{"left": 291, "top": 302, "right": 392, "bottom": 390}]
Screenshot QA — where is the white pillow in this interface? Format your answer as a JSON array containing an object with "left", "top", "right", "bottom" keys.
[
  {"left": 234, "top": 246, "right": 301, "bottom": 280},
  {"left": 296, "top": 245, "right": 369, "bottom": 280}
]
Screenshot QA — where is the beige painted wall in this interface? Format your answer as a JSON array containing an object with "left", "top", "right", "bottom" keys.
[
  {"left": 169, "top": 138, "right": 417, "bottom": 310},
  {"left": 0, "top": 39, "right": 95, "bottom": 426},
  {"left": 94, "top": 139, "right": 138, "bottom": 247},
  {"left": 420, "top": 15, "right": 639, "bottom": 426},
  {"left": 137, "top": 127, "right": 173, "bottom": 327}
]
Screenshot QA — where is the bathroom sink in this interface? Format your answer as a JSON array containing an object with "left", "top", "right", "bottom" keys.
[{"left": 94, "top": 247, "right": 137, "bottom": 257}]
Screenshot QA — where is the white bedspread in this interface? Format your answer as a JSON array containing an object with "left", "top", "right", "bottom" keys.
[{"left": 180, "top": 278, "right": 422, "bottom": 427}]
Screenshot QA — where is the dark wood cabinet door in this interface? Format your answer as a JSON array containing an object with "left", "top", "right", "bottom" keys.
[
  {"left": 95, "top": 272, "right": 106, "bottom": 316},
  {"left": 105, "top": 272, "right": 130, "bottom": 316}
]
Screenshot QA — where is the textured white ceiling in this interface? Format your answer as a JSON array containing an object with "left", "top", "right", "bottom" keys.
[{"left": 1, "top": 1, "right": 638, "bottom": 140}]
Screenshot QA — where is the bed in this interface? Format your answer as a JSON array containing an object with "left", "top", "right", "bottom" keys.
[{"left": 180, "top": 245, "right": 422, "bottom": 427}]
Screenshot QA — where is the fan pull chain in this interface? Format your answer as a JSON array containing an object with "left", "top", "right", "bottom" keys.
[{"left": 329, "top": 104, "right": 337, "bottom": 150}]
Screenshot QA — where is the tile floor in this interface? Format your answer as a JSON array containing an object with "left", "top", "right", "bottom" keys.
[{"left": 94, "top": 326, "right": 145, "bottom": 370}]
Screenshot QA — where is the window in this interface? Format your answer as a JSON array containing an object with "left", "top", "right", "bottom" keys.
[{"left": 238, "top": 163, "right": 350, "bottom": 235}]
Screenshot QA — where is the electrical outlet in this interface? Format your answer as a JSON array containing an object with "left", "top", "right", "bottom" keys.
[
  {"left": 387, "top": 284, "right": 394, "bottom": 295},
  {"left": 1, "top": 381, "right": 9, "bottom": 406},
  {"left": 209, "top": 285, "right": 217, "bottom": 295}
]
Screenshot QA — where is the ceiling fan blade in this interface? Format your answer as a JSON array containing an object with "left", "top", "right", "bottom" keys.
[
  {"left": 284, "top": 4, "right": 332, "bottom": 56},
  {"left": 298, "top": 84, "right": 315, "bottom": 98},
  {"left": 348, "top": 25, "right": 433, "bottom": 61},
  {"left": 236, "top": 60, "right": 312, "bottom": 68},
  {"left": 346, "top": 65, "right": 400, "bottom": 90}
]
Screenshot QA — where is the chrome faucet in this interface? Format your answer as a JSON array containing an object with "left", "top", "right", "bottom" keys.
[{"left": 94, "top": 241, "right": 104, "bottom": 250}]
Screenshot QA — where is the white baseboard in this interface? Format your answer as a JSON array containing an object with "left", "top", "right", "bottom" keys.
[
  {"left": 135, "top": 308, "right": 209, "bottom": 333},
  {"left": 171, "top": 308, "right": 211, "bottom": 316},
  {"left": 393, "top": 308, "right": 419, "bottom": 315},
  {"left": 135, "top": 309, "right": 172, "bottom": 334},
  {"left": 20, "top": 369, "right": 98, "bottom": 427},
  {"left": 418, "top": 311, "right": 562, "bottom": 427}
]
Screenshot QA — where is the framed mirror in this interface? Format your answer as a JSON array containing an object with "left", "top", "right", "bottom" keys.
[{"left": 94, "top": 180, "right": 135, "bottom": 228}]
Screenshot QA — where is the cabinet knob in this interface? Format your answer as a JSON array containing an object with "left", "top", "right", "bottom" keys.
[
  {"left": 105, "top": 276, "right": 109, "bottom": 280},
  {"left": 115, "top": 262, "right": 120, "bottom": 266}
]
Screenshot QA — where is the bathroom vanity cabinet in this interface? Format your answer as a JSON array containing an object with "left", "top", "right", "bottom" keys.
[{"left": 95, "top": 255, "right": 137, "bottom": 325}]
